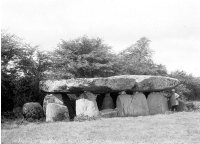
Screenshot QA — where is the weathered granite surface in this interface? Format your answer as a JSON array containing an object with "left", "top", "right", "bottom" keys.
[
  {"left": 147, "top": 92, "right": 169, "bottom": 115},
  {"left": 43, "top": 94, "right": 64, "bottom": 114},
  {"left": 76, "top": 92, "right": 99, "bottom": 117},
  {"left": 116, "top": 92, "right": 149, "bottom": 117},
  {"left": 40, "top": 75, "right": 180, "bottom": 93},
  {"left": 22, "top": 102, "right": 44, "bottom": 121},
  {"left": 43, "top": 94, "right": 75, "bottom": 119},
  {"left": 46, "top": 103, "right": 69, "bottom": 122}
]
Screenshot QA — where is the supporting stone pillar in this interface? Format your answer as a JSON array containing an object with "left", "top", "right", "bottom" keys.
[
  {"left": 116, "top": 92, "right": 149, "bottom": 117},
  {"left": 101, "top": 93, "right": 114, "bottom": 110},
  {"left": 147, "top": 92, "right": 169, "bottom": 115},
  {"left": 76, "top": 91, "right": 99, "bottom": 117},
  {"left": 43, "top": 93, "right": 75, "bottom": 120},
  {"left": 46, "top": 103, "right": 69, "bottom": 122},
  {"left": 43, "top": 94, "right": 64, "bottom": 114}
]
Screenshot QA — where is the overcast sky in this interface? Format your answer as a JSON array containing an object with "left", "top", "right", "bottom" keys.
[{"left": 2, "top": 0, "right": 200, "bottom": 77}]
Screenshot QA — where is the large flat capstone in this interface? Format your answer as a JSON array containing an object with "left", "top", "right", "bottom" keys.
[{"left": 40, "top": 75, "right": 179, "bottom": 93}]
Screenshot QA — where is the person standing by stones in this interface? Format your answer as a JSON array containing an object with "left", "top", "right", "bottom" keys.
[{"left": 170, "top": 89, "right": 180, "bottom": 111}]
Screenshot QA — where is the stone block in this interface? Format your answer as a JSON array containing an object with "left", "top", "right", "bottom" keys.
[
  {"left": 76, "top": 91, "right": 99, "bottom": 117},
  {"left": 147, "top": 92, "right": 169, "bottom": 115},
  {"left": 46, "top": 103, "right": 69, "bottom": 122},
  {"left": 116, "top": 92, "right": 149, "bottom": 117}
]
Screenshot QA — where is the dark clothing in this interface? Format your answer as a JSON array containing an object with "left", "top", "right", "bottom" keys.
[{"left": 171, "top": 105, "right": 178, "bottom": 111}]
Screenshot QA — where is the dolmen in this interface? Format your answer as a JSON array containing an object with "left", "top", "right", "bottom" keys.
[{"left": 39, "top": 75, "right": 181, "bottom": 122}]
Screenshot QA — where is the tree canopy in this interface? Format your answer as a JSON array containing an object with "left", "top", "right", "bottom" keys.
[
  {"left": 170, "top": 70, "right": 200, "bottom": 100},
  {"left": 1, "top": 31, "right": 51, "bottom": 111},
  {"left": 51, "top": 36, "right": 116, "bottom": 78},
  {"left": 118, "top": 37, "right": 167, "bottom": 75}
]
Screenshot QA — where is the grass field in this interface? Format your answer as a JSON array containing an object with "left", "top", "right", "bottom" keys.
[{"left": 1, "top": 111, "right": 200, "bottom": 144}]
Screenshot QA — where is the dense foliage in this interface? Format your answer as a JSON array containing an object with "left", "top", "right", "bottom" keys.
[
  {"left": 118, "top": 37, "right": 167, "bottom": 75},
  {"left": 1, "top": 31, "right": 200, "bottom": 112},
  {"left": 1, "top": 31, "right": 51, "bottom": 111},
  {"left": 50, "top": 36, "right": 116, "bottom": 78},
  {"left": 169, "top": 71, "right": 200, "bottom": 100}
]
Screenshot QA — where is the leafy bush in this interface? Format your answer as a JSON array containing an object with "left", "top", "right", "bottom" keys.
[{"left": 186, "top": 101, "right": 200, "bottom": 112}]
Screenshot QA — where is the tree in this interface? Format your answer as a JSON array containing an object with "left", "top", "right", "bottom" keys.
[
  {"left": 16, "top": 46, "right": 52, "bottom": 104},
  {"left": 121, "top": 37, "right": 153, "bottom": 63},
  {"left": 51, "top": 36, "right": 117, "bottom": 78},
  {"left": 170, "top": 70, "right": 200, "bottom": 100},
  {"left": 1, "top": 31, "right": 51, "bottom": 111},
  {"left": 1, "top": 31, "right": 24, "bottom": 111},
  {"left": 118, "top": 37, "right": 167, "bottom": 75}
]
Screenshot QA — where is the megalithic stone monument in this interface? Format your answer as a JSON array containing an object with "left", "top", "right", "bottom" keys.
[{"left": 39, "top": 75, "right": 180, "bottom": 120}]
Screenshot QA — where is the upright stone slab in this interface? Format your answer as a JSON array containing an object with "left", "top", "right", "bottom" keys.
[
  {"left": 23, "top": 102, "right": 44, "bottom": 121},
  {"left": 101, "top": 94, "right": 114, "bottom": 110},
  {"left": 46, "top": 103, "right": 69, "bottom": 122},
  {"left": 43, "top": 94, "right": 64, "bottom": 114},
  {"left": 43, "top": 94, "right": 75, "bottom": 119},
  {"left": 116, "top": 92, "right": 149, "bottom": 117},
  {"left": 76, "top": 91, "right": 99, "bottom": 117},
  {"left": 147, "top": 92, "right": 169, "bottom": 115}
]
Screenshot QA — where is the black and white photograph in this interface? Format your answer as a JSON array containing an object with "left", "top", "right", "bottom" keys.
[{"left": 1, "top": 0, "right": 200, "bottom": 143}]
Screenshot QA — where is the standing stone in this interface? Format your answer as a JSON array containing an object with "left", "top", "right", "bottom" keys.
[
  {"left": 147, "top": 92, "right": 169, "bottom": 115},
  {"left": 43, "top": 94, "right": 64, "bottom": 114},
  {"left": 101, "top": 94, "right": 114, "bottom": 110},
  {"left": 76, "top": 91, "right": 99, "bottom": 117},
  {"left": 43, "top": 94, "right": 75, "bottom": 119},
  {"left": 22, "top": 102, "right": 44, "bottom": 121},
  {"left": 116, "top": 92, "right": 149, "bottom": 117},
  {"left": 46, "top": 103, "right": 69, "bottom": 122}
]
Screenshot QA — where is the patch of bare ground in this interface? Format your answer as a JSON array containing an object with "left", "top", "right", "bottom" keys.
[{"left": 1, "top": 111, "right": 200, "bottom": 144}]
